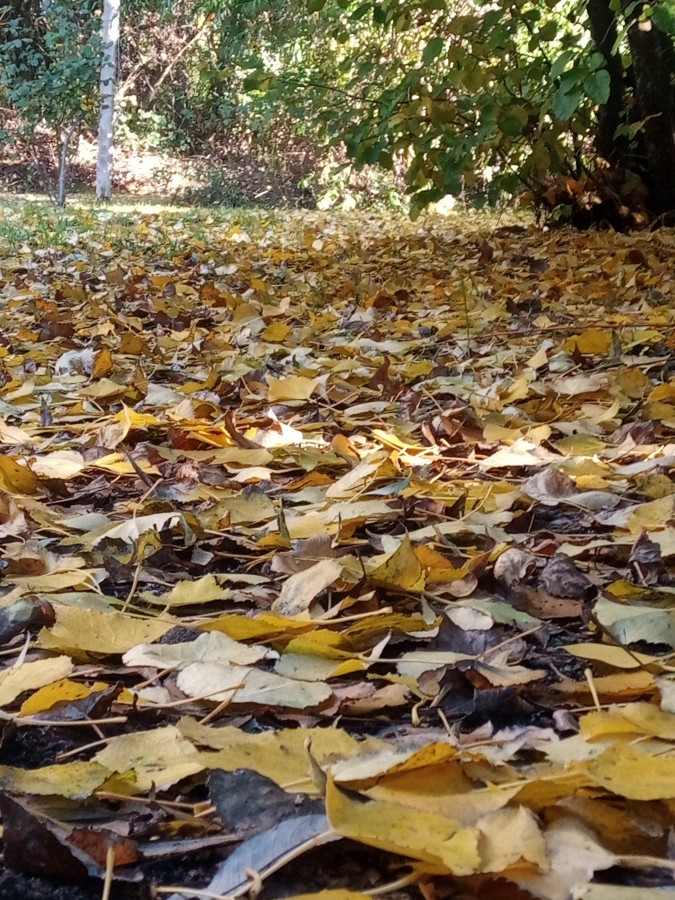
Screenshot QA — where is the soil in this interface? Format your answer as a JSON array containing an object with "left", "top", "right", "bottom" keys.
[{"left": 0, "top": 126, "right": 317, "bottom": 208}]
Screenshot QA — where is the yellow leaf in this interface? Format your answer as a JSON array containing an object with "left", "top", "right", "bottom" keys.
[
  {"left": 20, "top": 678, "right": 108, "bottom": 715},
  {"left": 0, "top": 456, "right": 39, "bottom": 495},
  {"left": 554, "top": 434, "right": 607, "bottom": 456},
  {"left": 118, "top": 332, "right": 149, "bottom": 356},
  {"left": 204, "top": 612, "right": 316, "bottom": 642},
  {"left": 564, "top": 329, "right": 612, "bottom": 355},
  {"left": 94, "top": 725, "right": 203, "bottom": 792},
  {"left": 38, "top": 606, "right": 172, "bottom": 655},
  {"left": 325, "top": 775, "right": 480, "bottom": 874},
  {"left": 326, "top": 451, "right": 391, "bottom": 499},
  {"left": 553, "top": 670, "right": 655, "bottom": 702},
  {"left": 7, "top": 570, "right": 99, "bottom": 593},
  {"left": 177, "top": 661, "right": 333, "bottom": 709},
  {"left": 628, "top": 496, "right": 675, "bottom": 532},
  {"left": 0, "top": 760, "right": 111, "bottom": 799},
  {"left": 582, "top": 703, "right": 675, "bottom": 742},
  {"left": 29, "top": 450, "right": 85, "bottom": 479},
  {"left": 215, "top": 490, "right": 276, "bottom": 526},
  {"left": 123, "top": 631, "right": 270, "bottom": 669},
  {"left": 92, "top": 347, "right": 114, "bottom": 379},
  {"left": 635, "top": 473, "right": 675, "bottom": 500},
  {"left": 179, "top": 719, "right": 386, "bottom": 793},
  {"left": 262, "top": 321, "right": 292, "bottom": 342},
  {"left": 332, "top": 742, "right": 458, "bottom": 786},
  {"left": 648, "top": 383, "right": 675, "bottom": 403},
  {"left": 272, "top": 558, "right": 344, "bottom": 617},
  {"left": 0, "top": 655, "right": 73, "bottom": 707},
  {"left": 283, "top": 500, "right": 397, "bottom": 539},
  {"left": 477, "top": 806, "right": 547, "bottom": 872},
  {"left": 140, "top": 574, "right": 231, "bottom": 608},
  {"left": 563, "top": 643, "right": 658, "bottom": 670},
  {"left": 613, "top": 367, "right": 652, "bottom": 399},
  {"left": 368, "top": 536, "right": 425, "bottom": 592},
  {"left": 588, "top": 743, "right": 675, "bottom": 799},
  {"left": 267, "top": 375, "right": 320, "bottom": 402},
  {"left": 79, "top": 378, "right": 129, "bottom": 400}
]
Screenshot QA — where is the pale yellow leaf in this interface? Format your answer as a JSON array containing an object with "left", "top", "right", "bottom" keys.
[
  {"left": 268, "top": 375, "right": 320, "bottom": 402},
  {"left": 123, "top": 630, "right": 271, "bottom": 669},
  {"left": 179, "top": 719, "right": 386, "bottom": 793},
  {"left": 587, "top": 743, "right": 675, "bottom": 799},
  {"left": 326, "top": 775, "right": 480, "bottom": 874},
  {"left": 94, "top": 725, "right": 203, "bottom": 792},
  {"left": 367, "top": 536, "right": 425, "bottom": 592},
  {"left": 272, "top": 558, "right": 344, "bottom": 617},
  {"left": 0, "top": 760, "right": 110, "bottom": 799},
  {"left": 139, "top": 574, "right": 232, "bottom": 607},
  {"left": 0, "top": 456, "right": 39, "bottom": 495},
  {"left": 176, "top": 661, "right": 333, "bottom": 710},
  {"left": 39, "top": 606, "right": 172, "bottom": 655},
  {"left": 0, "top": 655, "right": 73, "bottom": 707}
]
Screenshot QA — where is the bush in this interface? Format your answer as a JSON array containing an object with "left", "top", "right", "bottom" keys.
[{"left": 178, "top": 170, "right": 251, "bottom": 208}]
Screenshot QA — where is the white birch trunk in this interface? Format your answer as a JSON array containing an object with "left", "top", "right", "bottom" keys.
[{"left": 96, "top": 0, "right": 120, "bottom": 201}]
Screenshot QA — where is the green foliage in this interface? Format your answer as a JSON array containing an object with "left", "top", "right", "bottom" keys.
[
  {"left": 218, "top": 0, "right": 673, "bottom": 215},
  {"left": 1, "top": 0, "right": 672, "bottom": 217},
  {"left": 304, "top": 158, "right": 407, "bottom": 211},
  {"left": 0, "top": 0, "right": 101, "bottom": 133},
  {"left": 179, "top": 169, "right": 254, "bottom": 208}
]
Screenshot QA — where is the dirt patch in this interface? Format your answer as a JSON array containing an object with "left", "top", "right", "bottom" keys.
[{"left": 0, "top": 125, "right": 317, "bottom": 208}]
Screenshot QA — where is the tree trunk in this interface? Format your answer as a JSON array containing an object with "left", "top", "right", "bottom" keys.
[
  {"left": 587, "top": 0, "right": 626, "bottom": 164},
  {"left": 624, "top": 6, "right": 675, "bottom": 218},
  {"left": 56, "top": 122, "right": 78, "bottom": 208},
  {"left": 96, "top": 0, "right": 121, "bottom": 201}
]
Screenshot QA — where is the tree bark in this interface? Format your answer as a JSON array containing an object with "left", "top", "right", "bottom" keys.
[
  {"left": 586, "top": 0, "right": 626, "bottom": 164},
  {"left": 56, "top": 122, "right": 78, "bottom": 208},
  {"left": 96, "top": 0, "right": 121, "bottom": 201},
  {"left": 624, "top": 6, "right": 675, "bottom": 218}
]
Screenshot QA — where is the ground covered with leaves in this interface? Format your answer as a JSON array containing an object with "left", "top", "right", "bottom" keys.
[{"left": 0, "top": 202, "right": 675, "bottom": 900}]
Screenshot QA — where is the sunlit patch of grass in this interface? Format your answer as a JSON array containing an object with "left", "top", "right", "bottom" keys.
[{"left": 0, "top": 192, "right": 532, "bottom": 266}]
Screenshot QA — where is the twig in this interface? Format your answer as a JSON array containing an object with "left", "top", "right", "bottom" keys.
[
  {"left": 584, "top": 667, "right": 602, "bottom": 712},
  {"left": 155, "top": 889, "right": 235, "bottom": 899},
  {"left": 368, "top": 871, "right": 421, "bottom": 895},
  {"left": 101, "top": 845, "right": 114, "bottom": 900},
  {"left": 15, "top": 715, "right": 127, "bottom": 727},
  {"left": 56, "top": 734, "right": 117, "bottom": 761}
]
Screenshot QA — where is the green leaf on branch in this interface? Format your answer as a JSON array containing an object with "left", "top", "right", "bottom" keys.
[
  {"left": 422, "top": 37, "right": 444, "bottom": 65},
  {"left": 550, "top": 49, "right": 575, "bottom": 79},
  {"left": 553, "top": 85, "right": 583, "bottom": 120},
  {"left": 243, "top": 70, "right": 277, "bottom": 92},
  {"left": 538, "top": 20, "right": 558, "bottom": 40},
  {"left": 584, "top": 69, "right": 611, "bottom": 105},
  {"left": 498, "top": 106, "right": 528, "bottom": 136}
]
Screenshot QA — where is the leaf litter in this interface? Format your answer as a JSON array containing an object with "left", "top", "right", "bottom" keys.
[{"left": 0, "top": 206, "right": 675, "bottom": 897}]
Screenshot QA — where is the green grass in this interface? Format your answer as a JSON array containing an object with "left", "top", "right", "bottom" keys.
[
  {"left": 0, "top": 193, "right": 288, "bottom": 254},
  {"left": 0, "top": 191, "right": 531, "bottom": 260}
]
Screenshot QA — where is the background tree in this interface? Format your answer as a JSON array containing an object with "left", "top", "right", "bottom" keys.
[
  {"left": 239, "top": 0, "right": 675, "bottom": 222},
  {"left": 0, "top": 0, "right": 101, "bottom": 205},
  {"left": 2, "top": 0, "right": 675, "bottom": 223}
]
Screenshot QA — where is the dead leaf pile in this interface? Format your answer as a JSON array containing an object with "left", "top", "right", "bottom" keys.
[{"left": 0, "top": 206, "right": 674, "bottom": 898}]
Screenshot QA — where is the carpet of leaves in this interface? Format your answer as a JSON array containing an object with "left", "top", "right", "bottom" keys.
[{"left": 0, "top": 204, "right": 674, "bottom": 900}]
